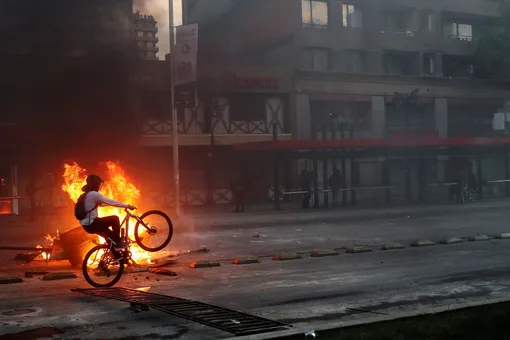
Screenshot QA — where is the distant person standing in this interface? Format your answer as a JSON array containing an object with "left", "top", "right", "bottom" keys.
[
  {"left": 232, "top": 172, "right": 246, "bottom": 213},
  {"left": 328, "top": 168, "right": 343, "bottom": 207},
  {"left": 300, "top": 170, "right": 312, "bottom": 209}
]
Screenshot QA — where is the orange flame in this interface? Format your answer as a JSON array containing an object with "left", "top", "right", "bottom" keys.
[{"left": 61, "top": 162, "right": 151, "bottom": 263}]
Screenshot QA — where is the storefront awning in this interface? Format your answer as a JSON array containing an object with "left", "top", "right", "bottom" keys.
[{"left": 234, "top": 137, "right": 510, "bottom": 151}]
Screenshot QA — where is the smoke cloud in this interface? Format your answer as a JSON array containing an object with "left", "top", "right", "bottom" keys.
[{"left": 133, "top": 0, "right": 182, "bottom": 59}]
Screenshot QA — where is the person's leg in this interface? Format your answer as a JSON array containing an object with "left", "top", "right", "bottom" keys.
[{"left": 88, "top": 216, "right": 121, "bottom": 244}]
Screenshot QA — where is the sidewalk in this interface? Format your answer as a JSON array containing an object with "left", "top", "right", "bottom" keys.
[{"left": 183, "top": 199, "right": 510, "bottom": 230}]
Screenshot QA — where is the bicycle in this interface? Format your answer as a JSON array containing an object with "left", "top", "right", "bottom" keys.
[{"left": 82, "top": 208, "right": 173, "bottom": 288}]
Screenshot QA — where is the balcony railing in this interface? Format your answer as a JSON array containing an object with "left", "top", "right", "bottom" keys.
[
  {"left": 141, "top": 97, "right": 286, "bottom": 135},
  {"left": 380, "top": 28, "right": 416, "bottom": 37}
]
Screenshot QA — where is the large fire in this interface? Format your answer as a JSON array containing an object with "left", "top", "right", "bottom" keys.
[{"left": 61, "top": 161, "right": 151, "bottom": 263}]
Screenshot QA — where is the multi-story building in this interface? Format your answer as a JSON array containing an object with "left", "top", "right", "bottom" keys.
[
  {"left": 157, "top": 0, "right": 510, "bottom": 208},
  {"left": 133, "top": 11, "right": 159, "bottom": 60}
]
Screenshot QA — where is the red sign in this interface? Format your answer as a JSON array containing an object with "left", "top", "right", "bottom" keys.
[{"left": 223, "top": 73, "right": 279, "bottom": 89}]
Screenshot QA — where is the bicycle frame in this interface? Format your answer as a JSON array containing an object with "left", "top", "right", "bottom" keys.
[{"left": 118, "top": 208, "right": 152, "bottom": 243}]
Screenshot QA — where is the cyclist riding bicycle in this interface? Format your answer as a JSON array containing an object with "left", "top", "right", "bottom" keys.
[{"left": 76, "top": 174, "right": 136, "bottom": 259}]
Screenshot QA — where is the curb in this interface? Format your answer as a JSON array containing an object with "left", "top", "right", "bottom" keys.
[
  {"left": 232, "top": 257, "right": 260, "bottom": 265},
  {"left": 345, "top": 246, "right": 372, "bottom": 254},
  {"left": 469, "top": 235, "right": 491, "bottom": 242},
  {"left": 310, "top": 250, "right": 339, "bottom": 257},
  {"left": 189, "top": 261, "right": 221, "bottom": 269},
  {"left": 272, "top": 253, "right": 302, "bottom": 261},
  {"left": 0, "top": 276, "right": 23, "bottom": 284},
  {"left": 411, "top": 240, "right": 435, "bottom": 247},
  {"left": 439, "top": 238, "right": 463, "bottom": 245},
  {"left": 226, "top": 296, "right": 510, "bottom": 340},
  {"left": 380, "top": 243, "right": 405, "bottom": 251}
]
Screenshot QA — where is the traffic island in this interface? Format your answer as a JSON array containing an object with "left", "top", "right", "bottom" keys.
[
  {"left": 345, "top": 246, "right": 372, "bottom": 254},
  {"left": 232, "top": 257, "right": 260, "bottom": 265},
  {"left": 0, "top": 276, "right": 23, "bottom": 284},
  {"left": 411, "top": 240, "right": 435, "bottom": 247},
  {"left": 380, "top": 243, "right": 405, "bottom": 251},
  {"left": 272, "top": 253, "right": 302, "bottom": 261},
  {"left": 469, "top": 235, "right": 491, "bottom": 242},
  {"left": 310, "top": 250, "right": 339, "bottom": 257},
  {"left": 189, "top": 261, "right": 221, "bottom": 269},
  {"left": 440, "top": 238, "right": 463, "bottom": 245}
]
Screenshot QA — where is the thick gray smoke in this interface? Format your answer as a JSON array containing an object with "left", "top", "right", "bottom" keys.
[{"left": 133, "top": 0, "right": 182, "bottom": 59}]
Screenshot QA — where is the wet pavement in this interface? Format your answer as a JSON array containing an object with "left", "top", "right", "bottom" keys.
[{"left": 1, "top": 203, "right": 510, "bottom": 339}]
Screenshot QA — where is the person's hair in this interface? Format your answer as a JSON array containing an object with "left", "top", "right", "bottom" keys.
[{"left": 82, "top": 175, "right": 103, "bottom": 193}]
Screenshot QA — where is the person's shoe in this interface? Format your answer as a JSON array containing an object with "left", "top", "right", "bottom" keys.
[{"left": 114, "top": 241, "right": 130, "bottom": 251}]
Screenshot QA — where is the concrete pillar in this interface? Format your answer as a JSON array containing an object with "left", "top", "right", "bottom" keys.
[
  {"left": 435, "top": 98, "right": 448, "bottom": 138},
  {"left": 294, "top": 94, "right": 312, "bottom": 140},
  {"left": 372, "top": 96, "right": 386, "bottom": 138}
]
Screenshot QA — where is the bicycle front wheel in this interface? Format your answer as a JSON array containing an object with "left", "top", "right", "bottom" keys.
[
  {"left": 134, "top": 210, "right": 173, "bottom": 252},
  {"left": 82, "top": 244, "right": 124, "bottom": 288}
]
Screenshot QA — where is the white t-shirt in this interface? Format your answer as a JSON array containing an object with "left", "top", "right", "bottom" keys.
[{"left": 80, "top": 191, "right": 129, "bottom": 226}]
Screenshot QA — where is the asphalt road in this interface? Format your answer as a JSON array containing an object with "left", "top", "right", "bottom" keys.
[{"left": 2, "top": 207, "right": 510, "bottom": 339}]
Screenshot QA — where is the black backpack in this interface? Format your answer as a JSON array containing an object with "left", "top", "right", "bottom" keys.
[{"left": 74, "top": 192, "right": 97, "bottom": 221}]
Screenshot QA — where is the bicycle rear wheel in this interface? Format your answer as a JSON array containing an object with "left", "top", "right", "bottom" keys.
[
  {"left": 134, "top": 210, "right": 173, "bottom": 252},
  {"left": 82, "top": 244, "right": 124, "bottom": 288}
]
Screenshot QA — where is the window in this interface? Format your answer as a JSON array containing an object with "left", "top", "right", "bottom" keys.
[
  {"left": 445, "top": 22, "right": 472, "bottom": 41},
  {"left": 382, "top": 11, "right": 406, "bottom": 30},
  {"left": 302, "top": 0, "right": 328, "bottom": 27},
  {"left": 343, "top": 4, "right": 362, "bottom": 28},
  {"left": 301, "top": 48, "right": 330, "bottom": 71},
  {"left": 383, "top": 51, "right": 419, "bottom": 75},
  {"left": 229, "top": 95, "right": 266, "bottom": 121},
  {"left": 137, "top": 31, "right": 143, "bottom": 37},
  {"left": 345, "top": 50, "right": 365, "bottom": 73},
  {"left": 423, "top": 54, "right": 436, "bottom": 75}
]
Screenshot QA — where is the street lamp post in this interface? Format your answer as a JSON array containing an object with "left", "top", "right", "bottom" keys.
[{"left": 168, "top": 0, "right": 180, "bottom": 217}]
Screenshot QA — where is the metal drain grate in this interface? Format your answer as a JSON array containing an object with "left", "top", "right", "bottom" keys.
[{"left": 72, "top": 288, "right": 289, "bottom": 336}]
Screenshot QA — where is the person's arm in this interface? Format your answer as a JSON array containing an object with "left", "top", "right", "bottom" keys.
[{"left": 90, "top": 191, "right": 129, "bottom": 208}]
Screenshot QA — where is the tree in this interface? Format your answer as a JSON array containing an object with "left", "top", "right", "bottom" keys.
[{"left": 475, "top": 1, "right": 510, "bottom": 79}]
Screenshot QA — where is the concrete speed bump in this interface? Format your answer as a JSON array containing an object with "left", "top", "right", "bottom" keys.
[
  {"left": 42, "top": 272, "right": 77, "bottom": 281},
  {"left": 0, "top": 276, "right": 23, "bottom": 284},
  {"left": 232, "top": 257, "right": 260, "bottom": 265},
  {"left": 380, "top": 243, "right": 405, "bottom": 251},
  {"left": 495, "top": 233, "right": 510, "bottom": 239},
  {"left": 440, "top": 238, "right": 463, "bottom": 245},
  {"left": 345, "top": 246, "right": 372, "bottom": 254},
  {"left": 411, "top": 240, "right": 435, "bottom": 247},
  {"left": 189, "top": 261, "right": 220, "bottom": 269},
  {"left": 272, "top": 253, "right": 302, "bottom": 261},
  {"left": 469, "top": 235, "right": 491, "bottom": 242},
  {"left": 310, "top": 250, "right": 339, "bottom": 257}
]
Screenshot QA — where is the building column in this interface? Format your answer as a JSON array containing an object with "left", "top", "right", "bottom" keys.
[
  {"left": 372, "top": 96, "right": 386, "bottom": 138},
  {"left": 435, "top": 98, "right": 448, "bottom": 138},
  {"left": 294, "top": 94, "right": 312, "bottom": 139}
]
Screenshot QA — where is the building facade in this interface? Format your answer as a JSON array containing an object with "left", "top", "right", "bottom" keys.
[
  {"left": 133, "top": 11, "right": 159, "bottom": 60},
  {"left": 165, "top": 0, "right": 510, "bottom": 208}
]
